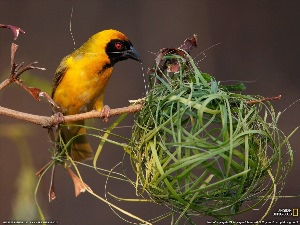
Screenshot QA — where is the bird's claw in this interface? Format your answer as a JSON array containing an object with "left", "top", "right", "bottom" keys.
[
  {"left": 100, "top": 105, "right": 110, "bottom": 123},
  {"left": 52, "top": 112, "right": 65, "bottom": 129}
]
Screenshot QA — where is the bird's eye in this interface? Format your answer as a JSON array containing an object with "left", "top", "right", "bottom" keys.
[{"left": 115, "top": 42, "right": 123, "bottom": 51}]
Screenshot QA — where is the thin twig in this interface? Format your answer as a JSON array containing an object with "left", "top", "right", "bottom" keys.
[
  {"left": 0, "top": 43, "right": 46, "bottom": 99},
  {"left": 245, "top": 95, "right": 282, "bottom": 105},
  {"left": 15, "top": 61, "right": 45, "bottom": 79},
  {"left": 0, "top": 79, "right": 12, "bottom": 91},
  {"left": 10, "top": 43, "right": 18, "bottom": 72}
]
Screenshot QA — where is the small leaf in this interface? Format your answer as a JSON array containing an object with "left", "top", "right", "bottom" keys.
[
  {"left": 0, "top": 24, "right": 25, "bottom": 40},
  {"left": 21, "top": 84, "right": 60, "bottom": 109},
  {"left": 66, "top": 167, "right": 91, "bottom": 197},
  {"left": 26, "top": 86, "right": 42, "bottom": 101},
  {"left": 221, "top": 82, "right": 246, "bottom": 92},
  {"left": 154, "top": 35, "right": 198, "bottom": 73},
  {"left": 179, "top": 34, "right": 198, "bottom": 53},
  {"left": 48, "top": 165, "right": 56, "bottom": 202}
]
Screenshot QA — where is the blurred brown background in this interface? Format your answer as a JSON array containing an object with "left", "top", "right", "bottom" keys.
[{"left": 0, "top": 1, "right": 299, "bottom": 224}]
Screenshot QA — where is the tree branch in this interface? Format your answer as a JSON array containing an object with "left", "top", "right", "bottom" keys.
[{"left": 0, "top": 104, "right": 143, "bottom": 127}]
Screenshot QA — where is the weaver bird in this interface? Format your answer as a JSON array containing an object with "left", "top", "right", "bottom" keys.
[{"left": 52, "top": 29, "right": 141, "bottom": 162}]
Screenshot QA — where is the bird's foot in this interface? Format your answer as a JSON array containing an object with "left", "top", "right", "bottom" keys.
[
  {"left": 51, "top": 112, "right": 65, "bottom": 129},
  {"left": 100, "top": 105, "right": 110, "bottom": 123}
]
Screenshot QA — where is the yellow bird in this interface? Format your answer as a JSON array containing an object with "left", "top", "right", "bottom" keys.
[{"left": 52, "top": 29, "right": 141, "bottom": 161}]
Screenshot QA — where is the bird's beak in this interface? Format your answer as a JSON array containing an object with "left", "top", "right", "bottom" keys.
[{"left": 124, "top": 46, "right": 142, "bottom": 62}]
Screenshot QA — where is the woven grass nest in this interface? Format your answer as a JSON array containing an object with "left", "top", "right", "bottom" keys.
[{"left": 129, "top": 38, "right": 293, "bottom": 220}]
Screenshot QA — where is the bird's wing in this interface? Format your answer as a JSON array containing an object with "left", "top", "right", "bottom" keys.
[{"left": 51, "top": 56, "right": 69, "bottom": 98}]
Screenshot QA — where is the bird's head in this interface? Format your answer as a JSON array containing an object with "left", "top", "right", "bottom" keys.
[{"left": 86, "top": 29, "right": 141, "bottom": 66}]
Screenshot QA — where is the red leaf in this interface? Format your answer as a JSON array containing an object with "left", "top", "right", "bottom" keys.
[
  {"left": 0, "top": 24, "right": 25, "bottom": 40},
  {"left": 179, "top": 34, "right": 198, "bottom": 53},
  {"left": 23, "top": 85, "right": 60, "bottom": 109},
  {"left": 26, "top": 87, "right": 42, "bottom": 101},
  {"left": 155, "top": 35, "right": 198, "bottom": 68}
]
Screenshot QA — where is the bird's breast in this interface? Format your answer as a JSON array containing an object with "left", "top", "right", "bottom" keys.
[{"left": 53, "top": 60, "right": 113, "bottom": 115}]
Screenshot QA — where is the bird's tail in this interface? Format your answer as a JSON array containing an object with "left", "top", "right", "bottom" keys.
[{"left": 59, "top": 121, "right": 93, "bottom": 161}]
